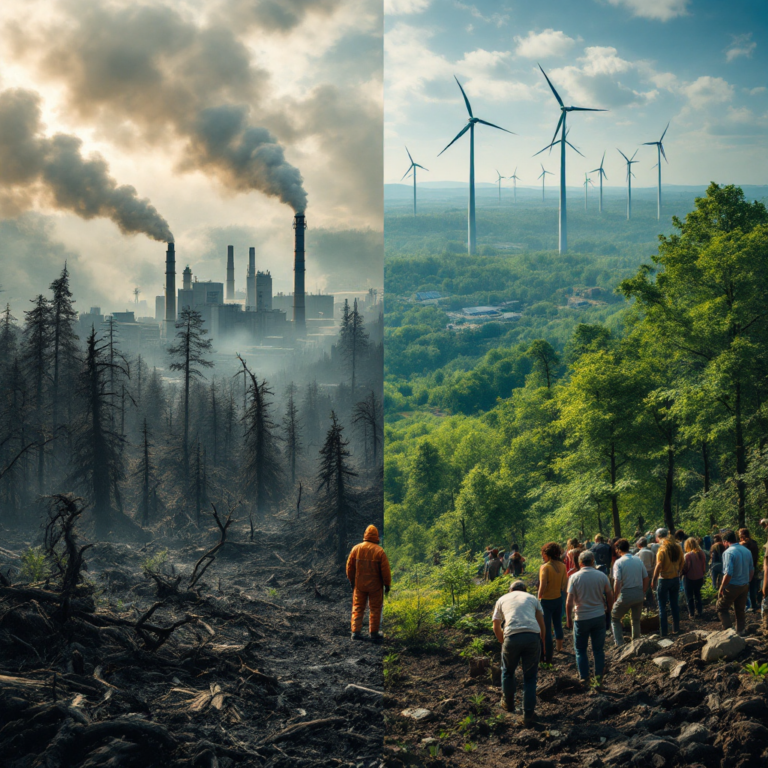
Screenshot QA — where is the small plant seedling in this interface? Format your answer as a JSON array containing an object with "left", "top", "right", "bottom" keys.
[
  {"left": 460, "top": 637, "right": 487, "bottom": 658},
  {"left": 744, "top": 661, "right": 768, "bottom": 679},
  {"left": 141, "top": 548, "right": 169, "bottom": 575},
  {"left": 463, "top": 742, "right": 477, "bottom": 753},
  {"left": 468, "top": 693, "right": 486, "bottom": 713},
  {"left": 589, "top": 675, "right": 603, "bottom": 690},
  {"left": 539, "top": 661, "right": 555, "bottom": 670},
  {"left": 428, "top": 744, "right": 440, "bottom": 757},
  {"left": 458, "top": 714, "right": 476, "bottom": 733},
  {"left": 20, "top": 546, "right": 48, "bottom": 582},
  {"left": 625, "top": 665, "right": 637, "bottom": 676},
  {"left": 267, "top": 587, "right": 279, "bottom": 598},
  {"left": 116, "top": 598, "right": 125, "bottom": 611}
]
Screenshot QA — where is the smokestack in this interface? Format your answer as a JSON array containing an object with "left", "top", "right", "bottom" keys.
[
  {"left": 226, "top": 245, "right": 235, "bottom": 301},
  {"left": 293, "top": 214, "right": 306, "bottom": 335},
  {"left": 246, "top": 246, "right": 256, "bottom": 309},
  {"left": 183, "top": 265, "right": 192, "bottom": 290},
  {"left": 165, "top": 242, "right": 176, "bottom": 328}
]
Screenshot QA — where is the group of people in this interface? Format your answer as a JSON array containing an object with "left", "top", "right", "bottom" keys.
[
  {"left": 483, "top": 545, "right": 526, "bottom": 579},
  {"left": 491, "top": 519, "right": 768, "bottom": 724}
]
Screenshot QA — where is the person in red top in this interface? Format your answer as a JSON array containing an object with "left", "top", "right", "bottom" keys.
[{"left": 346, "top": 525, "right": 391, "bottom": 642}]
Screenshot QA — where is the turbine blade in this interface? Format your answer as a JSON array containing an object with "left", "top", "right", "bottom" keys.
[
  {"left": 475, "top": 118, "right": 516, "bottom": 134},
  {"left": 630, "top": 149, "right": 639, "bottom": 161},
  {"left": 538, "top": 64, "right": 564, "bottom": 108},
  {"left": 601, "top": 150, "right": 606, "bottom": 168},
  {"left": 405, "top": 145, "right": 414, "bottom": 164},
  {"left": 660, "top": 144, "right": 668, "bottom": 163},
  {"left": 534, "top": 141, "right": 556, "bottom": 157},
  {"left": 438, "top": 123, "right": 471, "bottom": 156},
  {"left": 617, "top": 148, "right": 630, "bottom": 163},
  {"left": 565, "top": 139, "right": 584, "bottom": 157},
  {"left": 454, "top": 75, "right": 473, "bottom": 118},
  {"left": 569, "top": 107, "right": 607, "bottom": 112},
  {"left": 642, "top": 142, "right": 657, "bottom": 146},
  {"left": 415, "top": 163, "right": 429, "bottom": 171},
  {"left": 400, "top": 166, "right": 413, "bottom": 181},
  {"left": 660, "top": 121, "right": 670, "bottom": 142},
  {"left": 550, "top": 113, "right": 565, "bottom": 147}
]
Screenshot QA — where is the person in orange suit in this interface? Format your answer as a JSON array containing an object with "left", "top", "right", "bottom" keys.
[{"left": 346, "top": 524, "right": 391, "bottom": 642}]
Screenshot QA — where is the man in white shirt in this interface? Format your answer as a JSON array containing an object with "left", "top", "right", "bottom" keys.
[
  {"left": 492, "top": 581, "right": 545, "bottom": 724},
  {"left": 610, "top": 538, "right": 649, "bottom": 646},
  {"left": 566, "top": 550, "right": 614, "bottom": 685}
]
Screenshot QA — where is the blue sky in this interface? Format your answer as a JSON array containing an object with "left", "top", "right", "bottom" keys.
[{"left": 384, "top": 0, "right": 768, "bottom": 188}]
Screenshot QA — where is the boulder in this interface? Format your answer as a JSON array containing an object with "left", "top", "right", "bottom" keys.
[
  {"left": 733, "top": 697, "right": 768, "bottom": 718},
  {"left": 677, "top": 631, "right": 709, "bottom": 645},
  {"left": 678, "top": 723, "right": 709, "bottom": 745},
  {"left": 653, "top": 656, "right": 678, "bottom": 671},
  {"left": 669, "top": 661, "right": 686, "bottom": 679},
  {"left": 401, "top": 707, "right": 434, "bottom": 721},
  {"left": 657, "top": 638, "right": 674, "bottom": 648},
  {"left": 701, "top": 629, "right": 746, "bottom": 663},
  {"left": 619, "top": 637, "right": 659, "bottom": 662}
]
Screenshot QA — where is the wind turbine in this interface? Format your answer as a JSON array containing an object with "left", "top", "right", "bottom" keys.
[
  {"left": 509, "top": 167, "right": 521, "bottom": 203},
  {"left": 538, "top": 164, "right": 553, "bottom": 202},
  {"left": 583, "top": 173, "right": 594, "bottom": 211},
  {"left": 401, "top": 146, "right": 428, "bottom": 216},
  {"left": 538, "top": 65, "right": 606, "bottom": 253},
  {"left": 495, "top": 170, "right": 506, "bottom": 203},
  {"left": 439, "top": 76, "right": 515, "bottom": 254},
  {"left": 617, "top": 149, "right": 640, "bottom": 220},
  {"left": 643, "top": 122, "right": 669, "bottom": 221},
  {"left": 590, "top": 152, "right": 608, "bottom": 213}
]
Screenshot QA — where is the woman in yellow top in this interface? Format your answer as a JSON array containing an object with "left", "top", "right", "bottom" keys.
[
  {"left": 538, "top": 542, "right": 569, "bottom": 663},
  {"left": 650, "top": 528, "right": 684, "bottom": 637}
]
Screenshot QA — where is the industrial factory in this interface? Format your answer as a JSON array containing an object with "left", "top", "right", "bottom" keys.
[{"left": 157, "top": 213, "right": 336, "bottom": 344}]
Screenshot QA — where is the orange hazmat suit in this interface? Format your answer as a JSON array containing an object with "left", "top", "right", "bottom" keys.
[{"left": 346, "top": 524, "right": 392, "bottom": 634}]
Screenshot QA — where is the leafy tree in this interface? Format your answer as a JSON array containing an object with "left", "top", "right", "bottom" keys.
[
  {"left": 525, "top": 339, "right": 559, "bottom": 390},
  {"left": 620, "top": 183, "right": 768, "bottom": 526}
]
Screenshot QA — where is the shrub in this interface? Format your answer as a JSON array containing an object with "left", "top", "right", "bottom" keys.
[{"left": 20, "top": 546, "right": 48, "bottom": 582}]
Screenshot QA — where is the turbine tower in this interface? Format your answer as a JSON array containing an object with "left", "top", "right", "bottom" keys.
[
  {"left": 495, "top": 170, "right": 506, "bottom": 203},
  {"left": 509, "top": 167, "right": 521, "bottom": 203},
  {"left": 590, "top": 152, "right": 608, "bottom": 213},
  {"left": 538, "top": 164, "right": 553, "bottom": 202},
  {"left": 583, "top": 173, "right": 594, "bottom": 211},
  {"left": 538, "top": 65, "right": 606, "bottom": 254},
  {"left": 439, "top": 76, "right": 515, "bottom": 254},
  {"left": 401, "top": 146, "right": 428, "bottom": 216},
  {"left": 643, "top": 122, "right": 669, "bottom": 221},
  {"left": 617, "top": 149, "right": 640, "bottom": 220}
]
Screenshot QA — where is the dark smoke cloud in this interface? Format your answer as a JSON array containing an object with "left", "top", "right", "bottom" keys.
[
  {"left": 0, "top": 88, "right": 173, "bottom": 241},
  {"left": 221, "top": 0, "right": 341, "bottom": 33},
  {"left": 8, "top": 1, "right": 308, "bottom": 213}
]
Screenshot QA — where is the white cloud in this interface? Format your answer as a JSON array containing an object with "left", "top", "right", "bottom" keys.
[
  {"left": 384, "top": 0, "right": 431, "bottom": 14},
  {"left": 549, "top": 46, "right": 657, "bottom": 108},
  {"left": 725, "top": 33, "right": 756, "bottom": 63},
  {"left": 514, "top": 29, "right": 576, "bottom": 60},
  {"left": 604, "top": 0, "right": 689, "bottom": 22},
  {"left": 682, "top": 76, "right": 734, "bottom": 109},
  {"left": 747, "top": 86, "right": 767, "bottom": 96}
]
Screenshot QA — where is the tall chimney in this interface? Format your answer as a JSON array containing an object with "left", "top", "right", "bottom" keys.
[
  {"left": 182, "top": 265, "right": 192, "bottom": 290},
  {"left": 226, "top": 245, "right": 235, "bottom": 301},
  {"left": 246, "top": 247, "right": 256, "bottom": 309},
  {"left": 165, "top": 242, "right": 176, "bottom": 329},
  {"left": 293, "top": 214, "right": 306, "bottom": 335}
]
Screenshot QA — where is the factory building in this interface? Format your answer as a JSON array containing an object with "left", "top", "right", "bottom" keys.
[
  {"left": 273, "top": 292, "right": 334, "bottom": 322},
  {"left": 256, "top": 271, "right": 273, "bottom": 311}
]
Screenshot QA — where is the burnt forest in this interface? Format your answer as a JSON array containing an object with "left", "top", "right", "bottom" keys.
[{"left": 0, "top": 265, "right": 385, "bottom": 768}]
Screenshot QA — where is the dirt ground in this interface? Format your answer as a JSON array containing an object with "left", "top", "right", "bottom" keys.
[
  {"left": 383, "top": 581, "right": 768, "bottom": 768},
  {"left": 0, "top": 510, "right": 384, "bottom": 768}
]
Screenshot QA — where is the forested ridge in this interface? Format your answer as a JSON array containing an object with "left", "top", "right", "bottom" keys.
[{"left": 384, "top": 184, "right": 768, "bottom": 566}]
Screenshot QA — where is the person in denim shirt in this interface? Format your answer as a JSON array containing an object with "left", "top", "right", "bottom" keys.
[{"left": 717, "top": 529, "right": 754, "bottom": 634}]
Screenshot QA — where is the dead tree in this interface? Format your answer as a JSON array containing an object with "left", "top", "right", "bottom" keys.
[{"left": 353, "top": 390, "right": 382, "bottom": 468}]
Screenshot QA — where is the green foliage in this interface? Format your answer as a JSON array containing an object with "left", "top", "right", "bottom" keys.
[
  {"left": 384, "top": 652, "right": 402, "bottom": 683},
  {"left": 267, "top": 588, "right": 279, "bottom": 599},
  {"left": 463, "top": 742, "right": 477, "bottom": 753},
  {"left": 625, "top": 665, "right": 637, "bottom": 676},
  {"left": 141, "top": 548, "right": 168, "bottom": 574},
  {"left": 20, "top": 546, "right": 48, "bottom": 582},
  {"left": 744, "top": 661, "right": 768, "bottom": 680},
  {"left": 460, "top": 638, "right": 487, "bottom": 659}
]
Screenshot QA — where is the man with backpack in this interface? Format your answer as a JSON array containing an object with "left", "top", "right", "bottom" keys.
[{"left": 591, "top": 534, "right": 613, "bottom": 576}]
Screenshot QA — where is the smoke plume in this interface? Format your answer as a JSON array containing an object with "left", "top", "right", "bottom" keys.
[
  {"left": 8, "top": 2, "right": 308, "bottom": 213},
  {"left": 0, "top": 88, "right": 173, "bottom": 241}
]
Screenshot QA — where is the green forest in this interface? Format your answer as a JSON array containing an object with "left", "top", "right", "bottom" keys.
[{"left": 384, "top": 183, "right": 768, "bottom": 570}]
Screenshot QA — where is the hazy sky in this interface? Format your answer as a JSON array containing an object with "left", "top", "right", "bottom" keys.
[
  {"left": 0, "top": 0, "right": 382, "bottom": 317},
  {"left": 385, "top": 0, "right": 768, "bottom": 189}
]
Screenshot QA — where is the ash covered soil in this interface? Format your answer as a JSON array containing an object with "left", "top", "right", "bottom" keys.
[
  {"left": 0, "top": 511, "right": 384, "bottom": 768},
  {"left": 384, "top": 584, "right": 768, "bottom": 768}
]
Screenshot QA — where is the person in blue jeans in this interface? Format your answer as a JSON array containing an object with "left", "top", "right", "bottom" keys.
[
  {"left": 492, "top": 581, "right": 545, "bottom": 725},
  {"left": 651, "top": 528, "right": 684, "bottom": 636},
  {"left": 566, "top": 550, "right": 614, "bottom": 685}
]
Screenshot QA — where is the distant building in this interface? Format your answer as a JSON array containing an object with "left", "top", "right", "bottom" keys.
[
  {"left": 416, "top": 291, "right": 441, "bottom": 304},
  {"left": 78, "top": 307, "right": 105, "bottom": 339},
  {"left": 256, "top": 271, "right": 273, "bottom": 311},
  {"left": 155, "top": 296, "right": 165, "bottom": 322},
  {"left": 462, "top": 306, "right": 499, "bottom": 317},
  {"left": 273, "top": 292, "right": 334, "bottom": 321}
]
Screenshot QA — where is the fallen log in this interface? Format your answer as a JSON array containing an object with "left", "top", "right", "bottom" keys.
[{"left": 264, "top": 716, "right": 345, "bottom": 744}]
